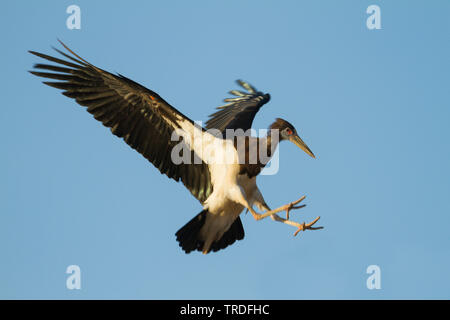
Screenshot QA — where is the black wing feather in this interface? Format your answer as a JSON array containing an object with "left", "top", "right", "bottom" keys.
[
  {"left": 29, "top": 42, "right": 212, "bottom": 203},
  {"left": 205, "top": 79, "right": 270, "bottom": 133}
]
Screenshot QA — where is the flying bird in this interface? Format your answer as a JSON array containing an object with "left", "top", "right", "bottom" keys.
[{"left": 29, "top": 41, "right": 322, "bottom": 254}]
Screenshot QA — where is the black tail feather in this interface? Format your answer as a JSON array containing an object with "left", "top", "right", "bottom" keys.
[
  {"left": 175, "top": 210, "right": 244, "bottom": 254},
  {"left": 210, "top": 217, "right": 244, "bottom": 252},
  {"left": 175, "top": 210, "right": 206, "bottom": 253}
]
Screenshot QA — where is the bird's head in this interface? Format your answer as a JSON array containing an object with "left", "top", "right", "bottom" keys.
[{"left": 269, "top": 118, "right": 315, "bottom": 158}]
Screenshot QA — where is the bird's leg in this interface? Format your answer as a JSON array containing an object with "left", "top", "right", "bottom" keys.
[
  {"left": 233, "top": 186, "right": 319, "bottom": 236},
  {"left": 247, "top": 196, "right": 307, "bottom": 221}
]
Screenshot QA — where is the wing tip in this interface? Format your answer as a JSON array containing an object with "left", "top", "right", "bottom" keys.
[{"left": 236, "top": 79, "right": 257, "bottom": 93}]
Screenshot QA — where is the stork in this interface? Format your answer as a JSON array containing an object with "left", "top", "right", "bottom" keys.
[{"left": 29, "top": 41, "right": 323, "bottom": 254}]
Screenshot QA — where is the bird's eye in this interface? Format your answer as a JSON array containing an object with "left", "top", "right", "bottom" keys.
[{"left": 286, "top": 128, "right": 293, "bottom": 135}]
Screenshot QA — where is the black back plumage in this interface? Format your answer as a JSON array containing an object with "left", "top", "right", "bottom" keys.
[{"left": 29, "top": 42, "right": 213, "bottom": 203}]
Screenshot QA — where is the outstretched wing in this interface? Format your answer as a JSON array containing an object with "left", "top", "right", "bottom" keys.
[
  {"left": 29, "top": 41, "right": 212, "bottom": 203},
  {"left": 205, "top": 80, "right": 270, "bottom": 133}
]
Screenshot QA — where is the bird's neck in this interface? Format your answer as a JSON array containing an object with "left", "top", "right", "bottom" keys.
[
  {"left": 237, "top": 133, "right": 280, "bottom": 178},
  {"left": 259, "top": 132, "right": 280, "bottom": 164}
]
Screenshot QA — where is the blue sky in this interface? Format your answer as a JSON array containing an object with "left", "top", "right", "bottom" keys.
[{"left": 1, "top": 1, "right": 449, "bottom": 299}]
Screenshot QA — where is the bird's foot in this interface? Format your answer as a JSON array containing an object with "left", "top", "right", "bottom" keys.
[
  {"left": 292, "top": 216, "right": 323, "bottom": 236},
  {"left": 261, "top": 196, "right": 323, "bottom": 236},
  {"left": 283, "top": 195, "right": 306, "bottom": 220},
  {"left": 251, "top": 195, "right": 324, "bottom": 236}
]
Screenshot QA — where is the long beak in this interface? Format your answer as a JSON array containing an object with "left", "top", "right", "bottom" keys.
[{"left": 290, "top": 135, "right": 315, "bottom": 158}]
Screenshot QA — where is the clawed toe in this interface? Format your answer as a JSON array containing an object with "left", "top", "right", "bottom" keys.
[
  {"left": 285, "top": 196, "right": 307, "bottom": 220},
  {"left": 293, "top": 216, "right": 323, "bottom": 236}
]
